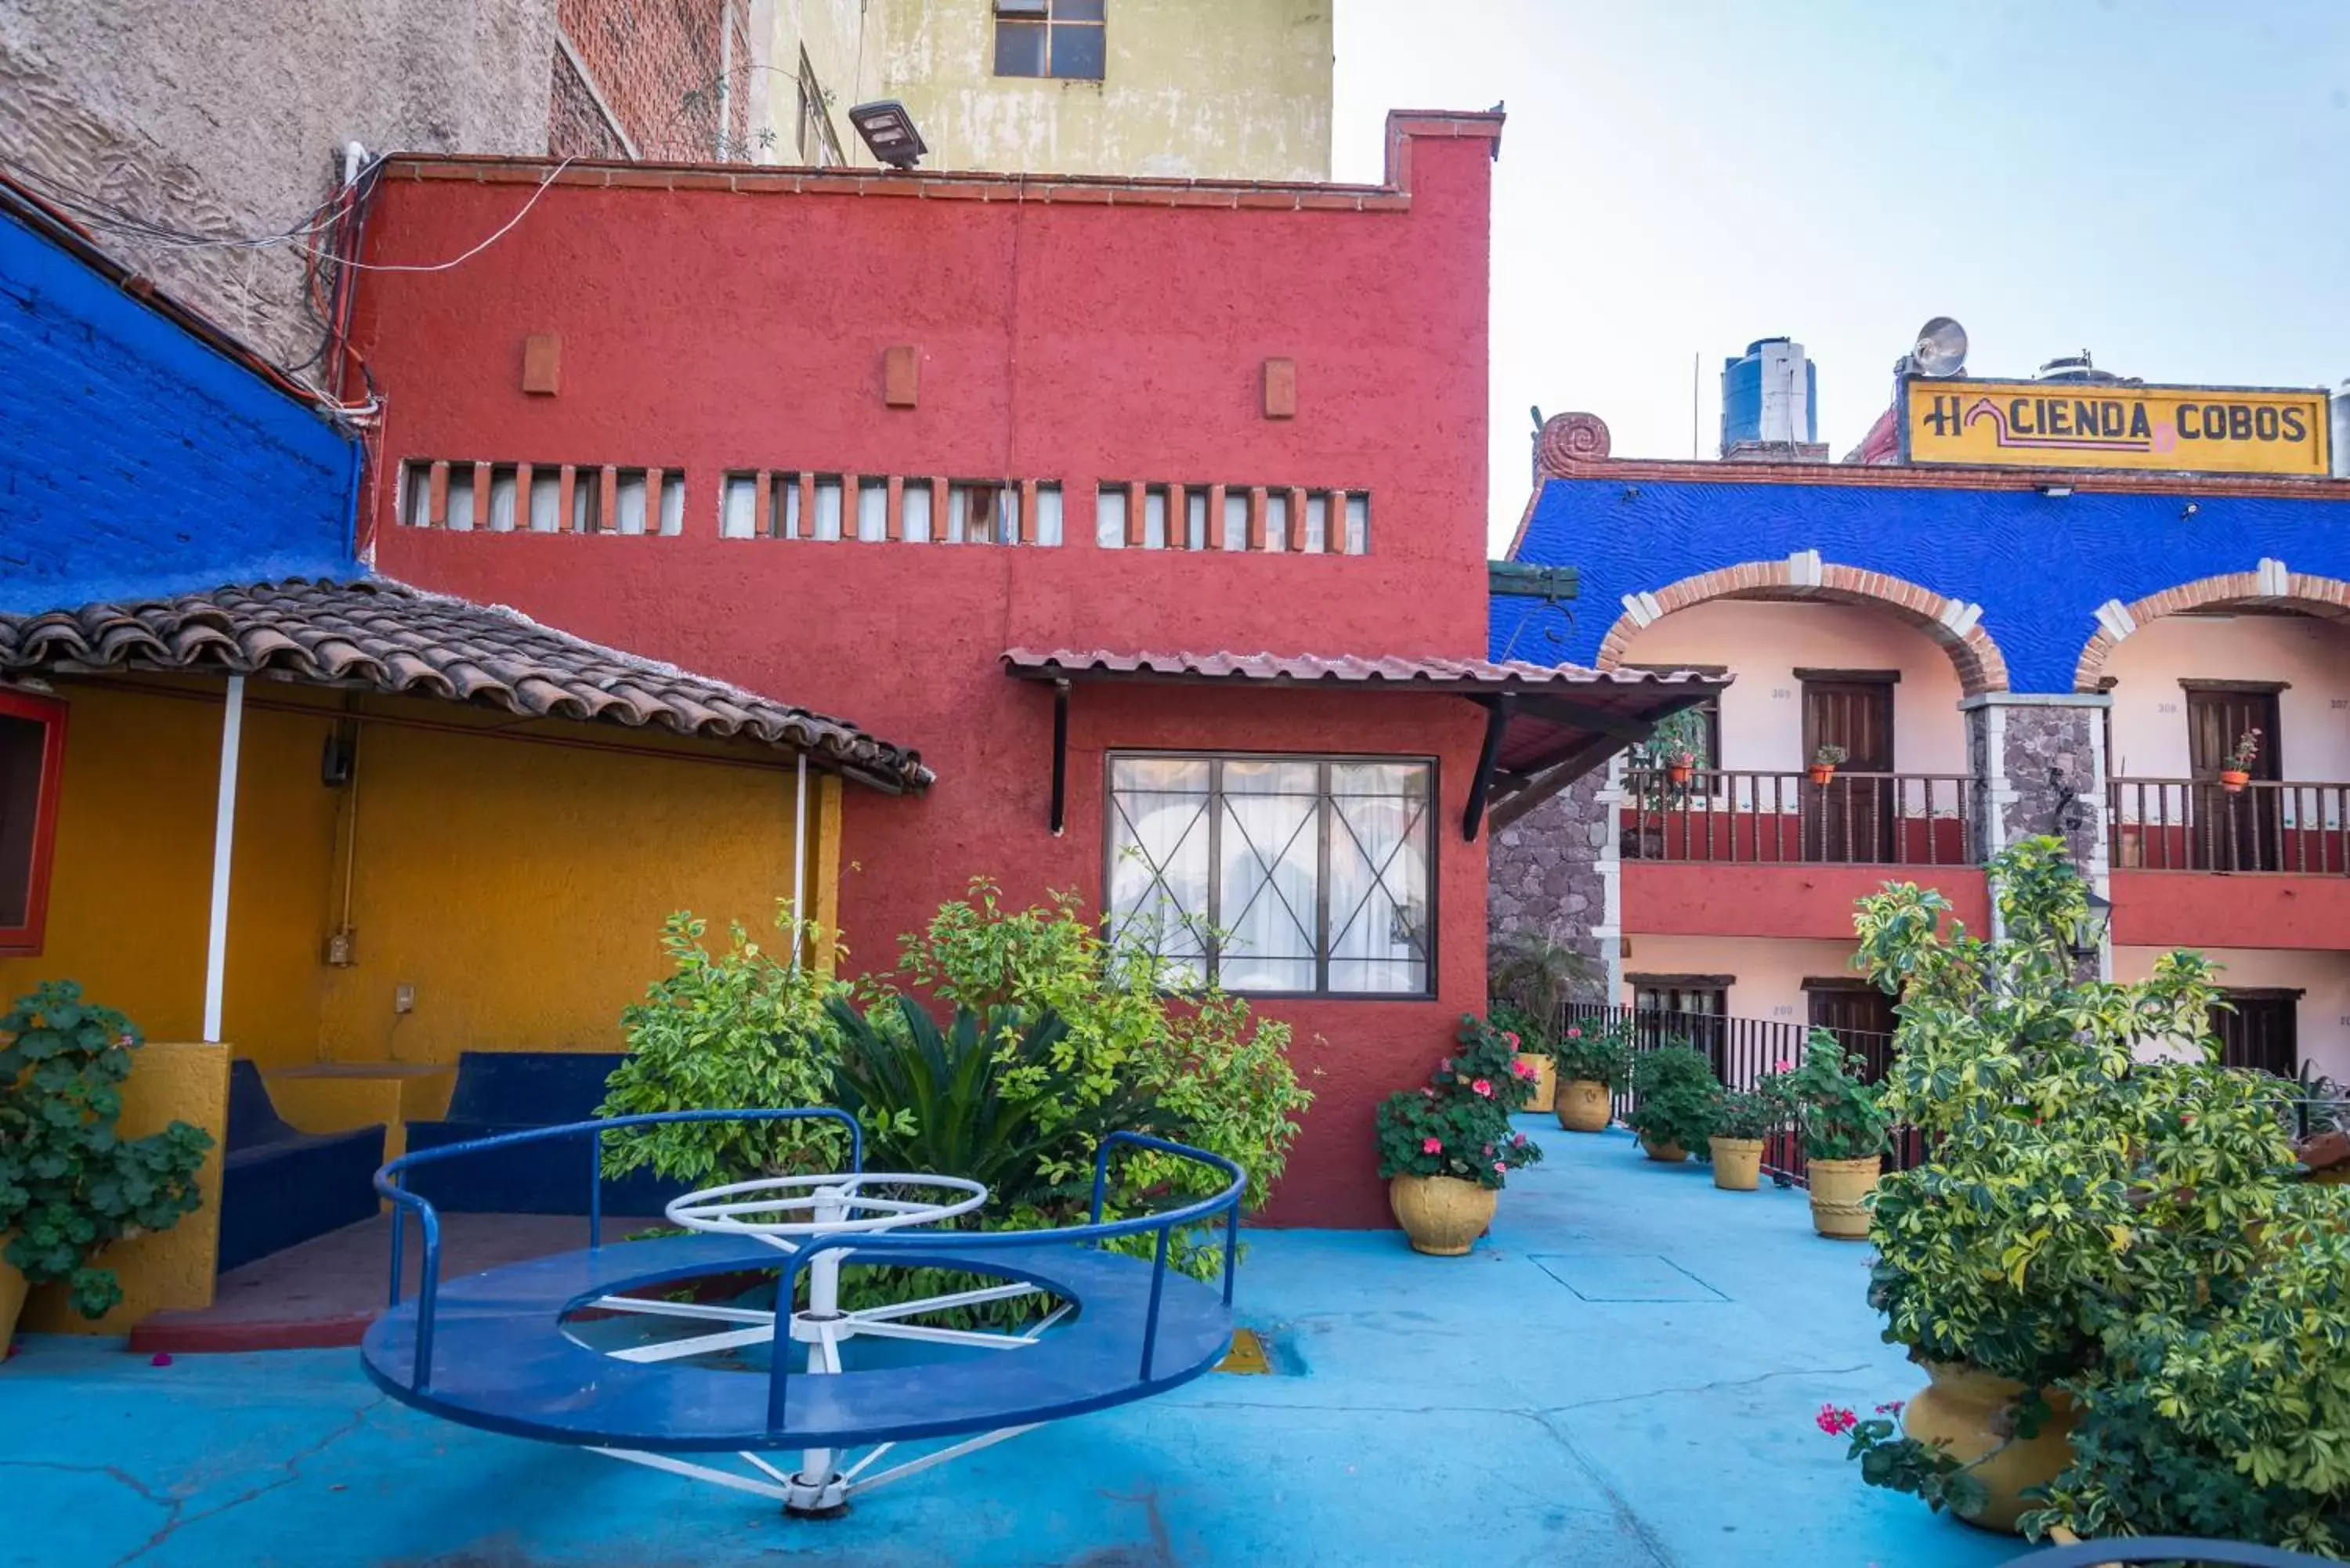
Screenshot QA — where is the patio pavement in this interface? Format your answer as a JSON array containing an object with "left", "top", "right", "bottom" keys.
[{"left": 0, "top": 1118, "right": 2022, "bottom": 1567}]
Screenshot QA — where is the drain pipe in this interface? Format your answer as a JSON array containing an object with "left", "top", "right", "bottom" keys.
[{"left": 201, "top": 676, "right": 247, "bottom": 1042}]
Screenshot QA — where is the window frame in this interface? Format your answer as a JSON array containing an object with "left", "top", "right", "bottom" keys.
[
  {"left": 993, "top": 0, "right": 1107, "bottom": 82},
  {"left": 0, "top": 687, "right": 70, "bottom": 957},
  {"left": 1101, "top": 748, "right": 1439, "bottom": 1001}
]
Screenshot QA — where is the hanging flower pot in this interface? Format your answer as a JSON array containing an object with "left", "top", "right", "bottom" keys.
[
  {"left": 2218, "top": 768, "right": 2250, "bottom": 793},
  {"left": 1809, "top": 763, "right": 1836, "bottom": 786},
  {"left": 1665, "top": 761, "right": 1694, "bottom": 787},
  {"left": 1810, "top": 744, "right": 1846, "bottom": 787}
]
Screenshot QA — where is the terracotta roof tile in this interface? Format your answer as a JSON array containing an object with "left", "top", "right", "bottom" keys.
[
  {"left": 2, "top": 579, "right": 931, "bottom": 792},
  {"left": 1000, "top": 648, "right": 1727, "bottom": 692}
]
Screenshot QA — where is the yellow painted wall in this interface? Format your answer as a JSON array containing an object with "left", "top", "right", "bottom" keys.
[
  {"left": 0, "top": 682, "right": 338, "bottom": 1064},
  {"left": 316, "top": 718, "right": 809, "bottom": 1064},
  {"left": 776, "top": 0, "right": 1332, "bottom": 179},
  {"left": 23, "top": 1039, "right": 229, "bottom": 1334}
]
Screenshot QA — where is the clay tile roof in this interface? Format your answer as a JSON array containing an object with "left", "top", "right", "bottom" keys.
[
  {"left": 1000, "top": 648, "right": 1728, "bottom": 694},
  {"left": 1, "top": 579, "right": 931, "bottom": 792}
]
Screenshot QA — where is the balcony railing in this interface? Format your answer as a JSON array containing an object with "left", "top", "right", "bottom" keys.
[
  {"left": 2109, "top": 778, "right": 2350, "bottom": 874},
  {"left": 1560, "top": 1003, "right": 1926, "bottom": 1186},
  {"left": 1622, "top": 769, "right": 1978, "bottom": 866}
]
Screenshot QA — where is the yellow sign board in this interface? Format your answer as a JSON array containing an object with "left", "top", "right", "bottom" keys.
[{"left": 1901, "top": 379, "right": 2332, "bottom": 477}]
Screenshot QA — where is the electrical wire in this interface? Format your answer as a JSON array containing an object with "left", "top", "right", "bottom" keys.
[
  {"left": 0, "top": 155, "right": 356, "bottom": 253},
  {"left": 298, "top": 157, "right": 576, "bottom": 273}
]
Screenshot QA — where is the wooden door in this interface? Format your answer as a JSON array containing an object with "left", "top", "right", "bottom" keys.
[
  {"left": 2186, "top": 687, "right": 2281, "bottom": 871},
  {"left": 1802, "top": 678, "right": 1895, "bottom": 862},
  {"left": 1808, "top": 985, "right": 1897, "bottom": 1083},
  {"left": 2208, "top": 991, "right": 2298, "bottom": 1076}
]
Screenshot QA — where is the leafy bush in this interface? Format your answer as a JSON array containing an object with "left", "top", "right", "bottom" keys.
[
  {"left": 1710, "top": 1085, "right": 1784, "bottom": 1142},
  {"left": 1548, "top": 1018, "right": 1635, "bottom": 1088},
  {"left": 1487, "top": 930, "right": 1595, "bottom": 1045},
  {"left": 1760, "top": 1031, "right": 1888, "bottom": 1162},
  {"left": 0, "top": 982, "right": 212, "bottom": 1319},
  {"left": 598, "top": 909, "right": 853, "bottom": 1183},
  {"left": 1625, "top": 1043, "right": 1719, "bottom": 1151},
  {"left": 1375, "top": 1015, "right": 1542, "bottom": 1190},
  {"left": 826, "top": 995, "right": 1160, "bottom": 1214}
]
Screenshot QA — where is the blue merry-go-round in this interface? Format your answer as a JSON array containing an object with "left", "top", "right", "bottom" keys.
[{"left": 360, "top": 1110, "right": 1242, "bottom": 1516}]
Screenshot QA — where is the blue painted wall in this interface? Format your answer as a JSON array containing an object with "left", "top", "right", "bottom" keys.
[
  {"left": 1495, "top": 474, "right": 2350, "bottom": 692},
  {"left": 0, "top": 210, "right": 359, "bottom": 615}
]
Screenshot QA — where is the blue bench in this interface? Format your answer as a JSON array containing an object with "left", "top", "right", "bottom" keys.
[
  {"left": 218, "top": 1060, "right": 386, "bottom": 1273},
  {"left": 399, "top": 1052, "right": 682, "bottom": 1216}
]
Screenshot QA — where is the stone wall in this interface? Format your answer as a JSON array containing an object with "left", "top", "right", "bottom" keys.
[
  {"left": 0, "top": 0, "right": 555, "bottom": 367},
  {"left": 1488, "top": 770, "right": 1612, "bottom": 993}
]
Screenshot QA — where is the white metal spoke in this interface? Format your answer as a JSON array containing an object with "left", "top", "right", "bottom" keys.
[
  {"left": 741, "top": 1451, "right": 794, "bottom": 1485},
  {"left": 848, "top": 1281, "right": 1043, "bottom": 1323},
  {"left": 848, "top": 1425, "right": 1043, "bottom": 1497},
  {"left": 609, "top": 1324, "right": 776, "bottom": 1364},
  {"left": 838, "top": 1443, "right": 895, "bottom": 1483},
  {"left": 590, "top": 1296, "right": 775, "bottom": 1326},
  {"left": 848, "top": 1319, "right": 1043, "bottom": 1350},
  {"left": 589, "top": 1448, "right": 788, "bottom": 1501}
]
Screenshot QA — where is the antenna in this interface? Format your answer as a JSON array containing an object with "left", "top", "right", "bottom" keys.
[{"left": 1911, "top": 316, "right": 1969, "bottom": 378}]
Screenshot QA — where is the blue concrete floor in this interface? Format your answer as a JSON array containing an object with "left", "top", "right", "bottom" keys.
[{"left": 0, "top": 1119, "right": 2023, "bottom": 1567}]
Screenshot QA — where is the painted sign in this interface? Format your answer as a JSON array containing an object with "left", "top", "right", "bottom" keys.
[{"left": 1900, "top": 379, "right": 2332, "bottom": 476}]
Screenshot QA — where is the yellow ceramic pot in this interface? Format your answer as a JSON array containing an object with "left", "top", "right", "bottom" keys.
[
  {"left": 1388, "top": 1174, "right": 1499, "bottom": 1256},
  {"left": 1555, "top": 1079, "right": 1611, "bottom": 1133},
  {"left": 1514, "top": 1053, "right": 1555, "bottom": 1114},
  {"left": 1903, "top": 1360, "right": 2079, "bottom": 1534},
  {"left": 1639, "top": 1133, "right": 1687, "bottom": 1163},
  {"left": 1709, "top": 1136, "right": 1764, "bottom": 1190},
  {"left": 1807, "top": 1155, "right": 1882, "bottom": 1239},
  {"left": 0, "top": 1235, "right": 25, "bottom": 1362}
]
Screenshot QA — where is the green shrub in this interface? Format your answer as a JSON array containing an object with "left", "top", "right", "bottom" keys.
[
  {"left": 0, "top": 982, "right": 212, "bottom": 1319},
  {"left": 1548, "top": 1018, "right": 1635, "bottom": 1089},
  {"left": 1710, "top": 1085, "right": 1784, "bottom": 1142},
  {"left": 1375, "top": 1015, "right": 1542, "bottom": 1189},
  {"left": 598, "top": 908, "right": 852, "bottom": 1183},
  {"left": 1760, "top": 1031, "right": 1889, "bottom": 1162},
  {"left": 1625, "top": 1042, "right": 1719, "bottom": 1151}
]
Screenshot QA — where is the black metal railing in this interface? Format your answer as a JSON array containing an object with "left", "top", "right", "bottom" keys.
[
  {"left": 1560, "top": 1003, "right": 1925, "bottom": 1187},
  {"left": 1622, "top": 768, "right": 1978, "bottom": 866},
  {"left": 2109, "top": 777, "right": 2350, "bottom": 874}
]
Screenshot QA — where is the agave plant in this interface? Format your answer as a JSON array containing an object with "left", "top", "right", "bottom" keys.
[{"left": 823, "top": 995, "right": 1165, "bottom": 1217}]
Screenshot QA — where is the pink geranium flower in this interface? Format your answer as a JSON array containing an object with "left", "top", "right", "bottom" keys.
[
  {"left": 1511, "top": 1133, "right": 1528, "bottom": 1147},
  {"left": 1814, "top": 1404, "right": 1858, "bottom": 1436},
  {"left": 1564, "top": 1027, "right": 1582, "bottom": 1039},
  {"left": 1502, "top": 1031, "right": 1520, "bottom": 1048},
  {"left": 1773, "top": 1059, "right": 1793, "bottom": 1072},
  {"left": 1509, "top": 1059, "right": 1535, "bottom": 1078},
  {"left": 1470, "top": 1078, "right": 1494, "bottom": 1097},
  {"left": 1421, "top": 1136, "right": 1443, "bottom": 1154},
  {"left": 1437, "top": 1058, "right": 1454, "bottom": 1072},
  {"left": 1492, "top": 1161, "right": 1507, "bottom": 1174}
]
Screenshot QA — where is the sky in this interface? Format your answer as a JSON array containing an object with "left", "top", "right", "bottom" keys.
[{"left": 1329, "top": 0, "right": 2350, "bottom": 547}]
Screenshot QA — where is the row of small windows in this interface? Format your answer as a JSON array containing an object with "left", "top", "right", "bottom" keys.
[{"left": 401, "top": 463, "right": 1371, "bottom": 554}]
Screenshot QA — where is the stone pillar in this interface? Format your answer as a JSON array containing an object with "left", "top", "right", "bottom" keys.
[
  {"left": 1960, "top": 692, "right": 2113, "bottom": 972},
  {"left": 1487, "top": 758, "right": 1621, "bottom": 1002}
]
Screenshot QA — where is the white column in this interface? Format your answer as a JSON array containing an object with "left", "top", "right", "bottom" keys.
[
  {"left": 791, "top": 753, "right": 808, "bottom": 970},
  {"left": 202, "top": 676, "right": 246, "bottom": 1043}
]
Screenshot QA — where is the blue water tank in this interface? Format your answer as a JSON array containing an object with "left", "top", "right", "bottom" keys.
[{"left": 1720, "top": 337, "right": 1818, "bottom": 453}]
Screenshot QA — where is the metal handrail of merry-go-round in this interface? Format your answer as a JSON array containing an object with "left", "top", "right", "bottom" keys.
[
  {"left": 2000, "top": 1538, "right": 2334, "bottom": 1567},
  {"left": 374, "top": 1112, "right": 1246, "bottom": 1426}
]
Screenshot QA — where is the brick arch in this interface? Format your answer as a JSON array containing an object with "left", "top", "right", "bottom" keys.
[
  {"left": 2073, "top": 566, "right": 2350, "bottom": 691},
  {"left": 1594, "top": 558, "right": 2012, "bottom": 696}
]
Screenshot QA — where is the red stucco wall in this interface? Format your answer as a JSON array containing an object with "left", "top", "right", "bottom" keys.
[
  {"left": 1624, "top": 864, "right": 1992, "bottom": 942},
  {"left": 2110, "top": 872, "right": 2350, "bottom": 952},
  {"left": 354, "top": 118, "right": 1502, "bottom": 1226}
]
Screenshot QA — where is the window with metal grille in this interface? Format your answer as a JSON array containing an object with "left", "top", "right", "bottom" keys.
[
  {"left": 1105, "top": 753, "right": 1434, "bottom": 997},
  {"left": 994, "top": 0, "right": 1105, "bottom": 80},
  {"left": 0, "top": 688, "right": 67, "bottom": 956},
  {"left": 2211, "top": 990, "right": 2299, "bottom": 1077}
]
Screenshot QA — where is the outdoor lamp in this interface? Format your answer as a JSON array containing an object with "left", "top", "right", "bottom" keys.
[
  {"left": 2069, "top": 888, "right": 2113, "bottom": 960},
  {"left": 848, "top": 100, "right": 927, "bottom": 168}
]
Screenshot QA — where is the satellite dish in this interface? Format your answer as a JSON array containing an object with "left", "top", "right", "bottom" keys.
[{"left": 1912, "top": 316, "right": 1969, "bottom": 378}]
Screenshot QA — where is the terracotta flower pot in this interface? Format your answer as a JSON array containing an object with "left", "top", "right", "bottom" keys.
[
  {"left": 1709, "top": 1136, "right": 1764, "bottom": 1190},
  {"left": 1514, "top": 1052, "right": 1554, "bottom": 1113},
  {"left": 1807, "top": 1155, "right": 1881, "bottom": 1239},
  {"left": 0, "top": 1235, "right": 24, "bottom": 1362},
  {"left": 1665, "top": 762, "right": 1694, "bottom": 786},
  {"left": 1555, "top": 1078, "right": 1611, "bottom": 1133},
  {"left": 2219, "top": 769, "right": 2250, "bottom": 793},
  {"left": 1387, "top": 1174, "right": 1499, "bottom": 1256},
  {"left": 1903, "top": 1360, "right": 2080, "bottom": 1535},
  {"left": 1808, "top": 763, "right": 1837, "bottom": 786},
  {"left": 1638, "top": 1133, "right": 1687, "bottom": 1163}
]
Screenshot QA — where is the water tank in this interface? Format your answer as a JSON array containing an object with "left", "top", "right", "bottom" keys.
[
  {"left": 1720, "top": 337, "right": 1818, "bottom": 454},
  {"left": 2334, "top": 380, "right": 2348, "bottom": 479},
  {"left": 2035, "top": 351, "right": 2128, "bottom": 385}
]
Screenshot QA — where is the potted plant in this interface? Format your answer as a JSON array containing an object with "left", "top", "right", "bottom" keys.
[
  {"left": 1762, "top": 1031, "right": 1888, "bottom": 1237},
  {"left": 1625, "top": 1042, "right": 1718, "bottom": 1163},
  {"left": 0, "top": 982, "right": 213, "bottom": 1349},
  {"left": 1809, "top": 742, "right": 1848, "bottom": 786},
  {"left": 1487, "top": 932, "right": 1595, "bottom": 1116},
  {"left": 1829, "top": 836, "right": 2332, "bottom": 1545},
  {"left": 1547, "top": 1020, "right": 1632, "bottom": 1133},
  {"left": 1707, "top": 1084, "right": 1781, "bottom": 1191},
  {"left": 2218, "top": 727, "right": 2261, "bottom": 792},
  {"left": 1375, "top": 1016, "right": 1542, "bottom": 1255}
]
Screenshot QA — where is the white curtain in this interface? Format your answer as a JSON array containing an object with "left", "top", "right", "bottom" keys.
[
  {"left": 1107, "top": 757, "right": 1211, "bottom": 982},
  {"left": 1217, "top": 761, "right": 1319, "bottom": 992},
  {"left": 1325, "top": 762, "right": 1430, "bottom": 994}
]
